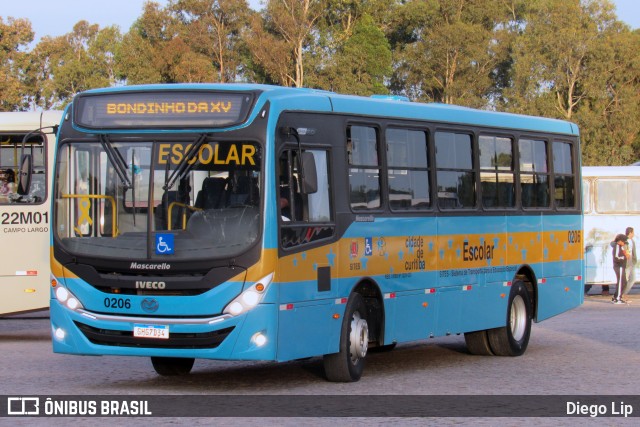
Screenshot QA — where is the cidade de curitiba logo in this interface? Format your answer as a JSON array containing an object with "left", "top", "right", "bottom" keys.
[{"left": 129, "top": 262, "right": 171, "bottom": 270}]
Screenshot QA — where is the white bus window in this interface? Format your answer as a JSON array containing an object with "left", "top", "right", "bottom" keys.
[
  {"left": 0, "top": 136, "right": 47, "bottom": 204},
  {"left": 582, "top": 179, "right": 592, "bottom": 213},
  {"left": 596, "top": 180, "right": 627, "bottom": 213},
  {"left": 628, "top": 180, "right": 640, "bottom": 213}
]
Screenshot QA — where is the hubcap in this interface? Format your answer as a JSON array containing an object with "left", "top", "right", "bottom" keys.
[
  {"left": 349, "top": 311, "right": 368, "bottom": 363},
  {"left": 510, "top": 294, "right": 527, "bottom": 342}
]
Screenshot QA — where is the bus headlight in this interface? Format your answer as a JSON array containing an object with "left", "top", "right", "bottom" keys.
[
  {"left": 55, "top": 284, "right": 84, "bottom": 311},
  {"left": 223, "top": 273, "right": 273, "bottom": 317}
]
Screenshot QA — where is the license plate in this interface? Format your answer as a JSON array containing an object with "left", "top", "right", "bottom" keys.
[{"left": 133, "top": 324, "right": 169, "bottom": 339}]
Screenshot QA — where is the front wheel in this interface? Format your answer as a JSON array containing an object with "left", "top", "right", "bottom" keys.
[
  {"left": 323, "top": 293, "right": 369, "bottom": 382},
  {"left": 151, "top": 357, "right": 195, "bottom": 376},
  {"left": 487, "top": 281, "right": 532, "bottom": 356}
]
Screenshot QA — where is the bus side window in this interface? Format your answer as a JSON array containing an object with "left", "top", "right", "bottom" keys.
[
  {"left": 552, "top": 141, "right": 575, "bottom": 208},
  {"left": 435, "top": 131, "right": 475, "bottom": 209},
  {"left": 347, "top": 126, "right": 381, "bottom": 210},
  {"left": 519, "top": 138, "right": 550, "bottom": 208}
]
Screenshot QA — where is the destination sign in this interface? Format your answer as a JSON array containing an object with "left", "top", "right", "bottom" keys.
[{"left": 73, "top": 90, "right": 255, "bottom": 129}]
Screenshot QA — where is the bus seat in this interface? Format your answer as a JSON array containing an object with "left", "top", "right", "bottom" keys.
[
  {"left": 228, "top": 176, "right": 258, "bottom": 207},
  {"left": 195, "top": 177, "right": 227, "bottom": 210},
  {"left": 155, "top": 191, "right": 179, "bottom": 230}
]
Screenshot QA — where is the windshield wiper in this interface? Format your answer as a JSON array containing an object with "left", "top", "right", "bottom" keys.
[
  {"left": 100, "top": 135, "right": 132, "bottom": 190},
  {"left": 163, "top": 134, "right": 207, "bottom": 191}
]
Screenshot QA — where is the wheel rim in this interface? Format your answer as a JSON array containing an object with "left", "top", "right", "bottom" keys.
[
  {"left": 349, "top": 311, "right": 368, "bottom": 364},
  {"left": 510, "top": 294, "right": 527, "bottom": 342}
]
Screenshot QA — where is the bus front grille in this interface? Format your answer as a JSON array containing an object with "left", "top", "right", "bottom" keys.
[{"left": 74, "top": 321, "right": 234, "bottom": 349}]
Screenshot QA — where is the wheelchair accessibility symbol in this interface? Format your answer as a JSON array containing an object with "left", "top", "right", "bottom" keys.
[{"left": 155, "top": 233, "right": 174, "bottom": 255}]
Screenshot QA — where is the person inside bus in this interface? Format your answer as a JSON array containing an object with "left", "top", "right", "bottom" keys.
[
  {"left": 622, "top": 227, "right": 637, "bottom": 298},
  {"left": 0, "top": 168, "right": 15, "bottom": 196},
  {"left": 612, "top": 233, "right": 630, "bottom": 304},
  {"left": 280, "top": 185, "right": 292, "bottom": 221}
]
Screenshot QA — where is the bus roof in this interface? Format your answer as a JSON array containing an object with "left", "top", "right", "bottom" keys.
[
  {"left": 582, "top": 165, "right": 640, "bottom": 177},
  {"left": 0, "top": 111, "right": 63, "bottom": 131},
  {"left": 78, "top": 83, "right": 579, "bottom": 136}
]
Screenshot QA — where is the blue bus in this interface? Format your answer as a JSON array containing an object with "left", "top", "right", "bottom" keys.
[{"left": 49, "top": 84, "right": 583, "bottom": 381}]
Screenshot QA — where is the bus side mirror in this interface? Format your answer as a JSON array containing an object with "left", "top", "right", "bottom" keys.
[
  {"left": 17, "top": 154, "right": 33, "bottom": 196},
  {"left": 300, "top": 152, "right": 317, "bottom": 194}
]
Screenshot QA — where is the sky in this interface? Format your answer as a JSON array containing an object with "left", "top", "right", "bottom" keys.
[{"left": 1, "top": 0, "right": 638, "bottom": 45}]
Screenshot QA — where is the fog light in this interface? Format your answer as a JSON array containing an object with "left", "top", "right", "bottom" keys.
[
  {"left": 252, "top": 332, "right": 267, "bottom": 347},
  {"left": 55, "top": 328, "right": 66, "bottom": 340}
]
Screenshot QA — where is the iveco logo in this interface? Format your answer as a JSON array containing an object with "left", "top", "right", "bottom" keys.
[
  {"left": 135, "top": 281, "right": 166, "bottom": 289},
  {"left": 141, "top": 298, "right": 159, "bottom": 313}
]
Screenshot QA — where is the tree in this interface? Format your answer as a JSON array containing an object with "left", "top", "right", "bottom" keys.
[
  {"left": 503, "top": 0, "right": 609, "bottom": 119},
  {"left": 311, "top": 14, "right": 391, "bottom": 95},
  {"left": 247, "top": 0, "right": 325, "bottom": 87},
  {"left": 171, "top": 0, "right": 251, "bottom": 81},
  {"left": 389, "top": 0, "right": 516, "bottom": 106},
  {"left": 503, "top": 0, "right": 640, "bottom": 165},
  {"left": 0, "top": 17, "right": 34, "bottom": 111},
  {"left": 26, "top": 21, "right": 122, "bottom": 109},
  {"left": 577, "top": 25, "right": 640, "bottom": 165},
  {"left": 117, "top": 0, "right": 250, "bottom": 84}
]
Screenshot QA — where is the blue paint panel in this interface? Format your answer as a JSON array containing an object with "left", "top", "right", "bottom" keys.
[
  {"left": 434, "top": 286, "right": 463, "bottom": 336},
  {"left": 536, "top": 276, "right": 583, "bottom": 321},
  {"left": 393, "top": 291, "right": 436, "bottom": 342},
  {"left": 276, "top": 300, "right": 342, "bottom": 360},
  {"left": 461, "top": 283, "right": 508, "bottom": 332}
]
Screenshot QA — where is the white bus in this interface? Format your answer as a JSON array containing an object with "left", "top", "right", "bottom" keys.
[
  {"left": 583, "top": 166, "right": 640, "bottom": 294},
  {"left": 0, "top": 111, "right": 62, "bottom": 315}
]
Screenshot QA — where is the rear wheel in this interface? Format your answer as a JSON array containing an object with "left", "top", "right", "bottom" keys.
[
  {"left": 369, "top": 342, "right": 396, "bottom": 353},
  {"left": 487, "top": 281, "right": 531, "bottom": 356},
  {"left": 151, "top": 357, "right": 195, "bottom": 376},
  {"left": 464, "top": 329, "right": 494, "bottom": 355},
  {"left": 323, "top": 293, "right": 368, "bottom": 382}
]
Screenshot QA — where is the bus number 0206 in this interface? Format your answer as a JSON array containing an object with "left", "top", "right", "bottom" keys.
[
  {"left": 104, "top": 298, "right": 131, "bottom": 309},
  {"left": 568, "top": 230, "right": 581, "bottom": 244}
]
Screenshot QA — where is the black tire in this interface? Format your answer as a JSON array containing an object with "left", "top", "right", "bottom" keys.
[
  {"left": 369, "top": 342, "right": 397, "bottom": 353},
  {"left": 464, "top": 329, "right": 494, "bottom": 355},
  {"left": 151, "top": 357, "right": 195, "bottom": 376},
  {"left": 584, "top": 284, "right": 592, "bottom": 294},
  {"left": 323, "top": 293, "right": 369, "bottom": 382},
  {"left": 487, "top": 281, "right": 531, "bottom": 356}
]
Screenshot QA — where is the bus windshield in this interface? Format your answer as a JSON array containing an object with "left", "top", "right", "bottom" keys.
[{"left": 54, "top": 137, "right": 262, "bottom": 262}]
